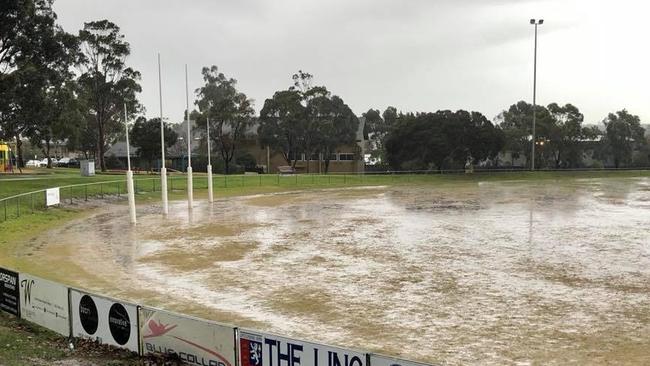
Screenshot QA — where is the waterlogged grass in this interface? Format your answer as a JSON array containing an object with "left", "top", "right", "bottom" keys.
[
  {"left": 2, "top": 169, "right": 650, "bottom": 224},
  {"left": 0, "top": 169, "right": 649, "bottom": 364}
]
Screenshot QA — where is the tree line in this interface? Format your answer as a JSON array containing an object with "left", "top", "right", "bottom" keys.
[
  {"left": 1, "top": 0, "right": 647, "bottom": 174},
  {"left": 1, "top": 0, "right": 142, "bottom": 171},
  {"left": 366, "top": 102, "right": 648, "bottom": 171}
]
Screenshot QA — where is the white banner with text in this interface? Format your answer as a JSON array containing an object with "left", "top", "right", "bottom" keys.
[{"left": 18, "top": 273, "right": 69, "bottom": 336}]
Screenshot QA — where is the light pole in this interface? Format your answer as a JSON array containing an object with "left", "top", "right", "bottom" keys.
[{"left": 530, "top": 18, "right": 543, "bottom": 171}]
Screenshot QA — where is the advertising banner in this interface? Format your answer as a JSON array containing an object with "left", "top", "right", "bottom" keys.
[
  {"left": 239, "top": 329, "right": 367, "bottom": 366},
  {"left": 369, "top": 354, "right": 434, "bottom": 366},
  {"left": 18, "top": 273, "right": 69, "bottom": 336},
  {"left": 45, "top": 187, "right": 60, "bottom": 206},
  {"left": 0, "top": 267, "right": 19, "bottom": 317},
  {"left": 139, "top": 306, "right": 236, "bottom": 366},
  {"left": 70, "top": 289, "right": 139, "bottom": 353}
]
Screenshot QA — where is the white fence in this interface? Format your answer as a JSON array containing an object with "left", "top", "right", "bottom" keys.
[{"left": 0, "top": 265, "right": 436, "bottom": 366}]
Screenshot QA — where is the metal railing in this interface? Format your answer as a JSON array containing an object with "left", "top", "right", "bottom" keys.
[{"left": 2, "top": 168, "right": 649, "bottom": 223}]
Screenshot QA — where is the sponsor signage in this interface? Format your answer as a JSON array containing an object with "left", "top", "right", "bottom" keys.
[
  {"left": 70, "top": 289, "right": 139, "bottom": 352},
  {"left": 140, "top": 307, "right": 237, "bottom": 366},
  {"left": 45, "top": 187, "right": 60, "bottom": 206},
  {"left": 19, "top": 273, "right": 69, "bottom": 336},
  {"left": 0, "top": 267, "right": 19, "bottom": 317},
  {"left": 369, "top": 354, "right": 434, "bottom": 366},
  {"left": 239, "top": 329, "right": 367, "bottom": 366}
]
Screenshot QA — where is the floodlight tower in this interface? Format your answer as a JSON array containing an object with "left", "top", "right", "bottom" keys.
[{"left": 530, "top": 18, "right": 543, "bottom": 171}]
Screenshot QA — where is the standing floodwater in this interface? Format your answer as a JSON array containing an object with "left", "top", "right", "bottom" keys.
[{"left": 15, "top": 177, "right": 650, "bottom": 365}]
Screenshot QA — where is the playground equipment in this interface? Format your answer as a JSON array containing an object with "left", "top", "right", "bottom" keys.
[{"left": 0, "top": 142, "right": 13, "bottom": 172}]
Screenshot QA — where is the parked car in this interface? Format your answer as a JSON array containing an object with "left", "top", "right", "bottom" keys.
[
  {"left": 56, "top": 157, "right": 71, "bottom": 167},
  {"left": 25, "top": 159, "right": 43, "bottom": 167},
  {"left": 67, "top": 158, "right": 80, "bottom": 168}
]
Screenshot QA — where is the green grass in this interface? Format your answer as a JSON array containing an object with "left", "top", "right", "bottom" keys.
[{"left": 0, "top": 312, "right": 139, "bottom": 365}]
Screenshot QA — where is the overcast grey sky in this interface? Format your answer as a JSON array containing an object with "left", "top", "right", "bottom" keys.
[{"left": 53, "top": 0, "right": 649, "bottom": 125}]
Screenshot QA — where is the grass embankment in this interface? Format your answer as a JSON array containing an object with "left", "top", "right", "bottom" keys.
[{"left": 0, "top": 312, "right": 140, "bottom": 366}]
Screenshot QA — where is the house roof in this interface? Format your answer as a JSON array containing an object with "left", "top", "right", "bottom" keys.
[{"left": 106, "top": 142, "right": 139, "bottom": 158}]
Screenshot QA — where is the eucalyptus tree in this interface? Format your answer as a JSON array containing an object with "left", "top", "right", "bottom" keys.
[
  {"left": 77, "top": 20, "right": 142, "bottom": 171},
  {"left": 195, "top": 65, "right": 255, "bottom": 174}
]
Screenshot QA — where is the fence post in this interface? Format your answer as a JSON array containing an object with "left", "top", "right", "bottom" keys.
[
  {"left": 85, "top": 185, "right": 88, "bottom": 201},
  {"left": 225, "top": 175, "right": 228, "bottom": 188},
  {"left": 242, "top": 175, "right": 244, "bottom": 187},
  {"left": 117, "top": 182, "right": 120, "bottom": 197},
  {"left": 70, "top": 186, "right": 73, "bottom": 204},
  {"left": 295, "top": 174, "right": 297, "bottom": 185},
  {"left": 31, "top": 193, "right": 34, "bottom": 213},
  {"left": 259, "top": 174, "right": 262, "bottom": 186},
  {"left": 153, "top": 178, "right": 156, "bottom": 192},
  {"left": 100, "top": 183, "right": 103, "bottom": 198},
  {"left": 277, "top": 174, "right": 280, "bottom": 185}
]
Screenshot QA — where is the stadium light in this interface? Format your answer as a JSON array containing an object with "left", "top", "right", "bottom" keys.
[{"left": 530, "top": 18, "right": 544, "bottom": 171}]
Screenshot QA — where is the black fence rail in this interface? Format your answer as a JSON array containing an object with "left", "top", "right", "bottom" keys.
[{"left": 2, "top": 168, "right": 650, "bottom": 223}]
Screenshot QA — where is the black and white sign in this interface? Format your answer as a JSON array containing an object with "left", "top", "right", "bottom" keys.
[
  {"left": 19, "top": 273, "right": 70, "bottom": 336},
  {"left": 70, "top": 289, "right": 139, "bottom": 352},
  {"left": 0, "top": 267, "right": 19, "bottom": 317},
  {"left": 239, "top": 329, "right": 367, "bottom": 366}
]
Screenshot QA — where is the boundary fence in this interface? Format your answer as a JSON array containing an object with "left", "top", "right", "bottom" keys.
[
  {"left": 2, "top": 168, "right": 650, "bottom": 223},
  {"left": 0, "top": 265, "right": 436, "bottom": 366}
]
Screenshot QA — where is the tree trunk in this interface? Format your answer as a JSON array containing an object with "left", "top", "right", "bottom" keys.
[
  {"left": 324, "top": 158, "right": 331, "bottom": 174},
  {"left": 14, "top": 135, "right": 23, "bottom": 173},
  {"left": 45, "top": 140, "right": 52, "bottom": 168},
  {"left": 98, "top": 121, "right": 106, "bottom": 172}
]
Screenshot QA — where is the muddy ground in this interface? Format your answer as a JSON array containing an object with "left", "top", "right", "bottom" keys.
[{"left": 8, "top": 178, "right": 650, "bottom": 365}]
